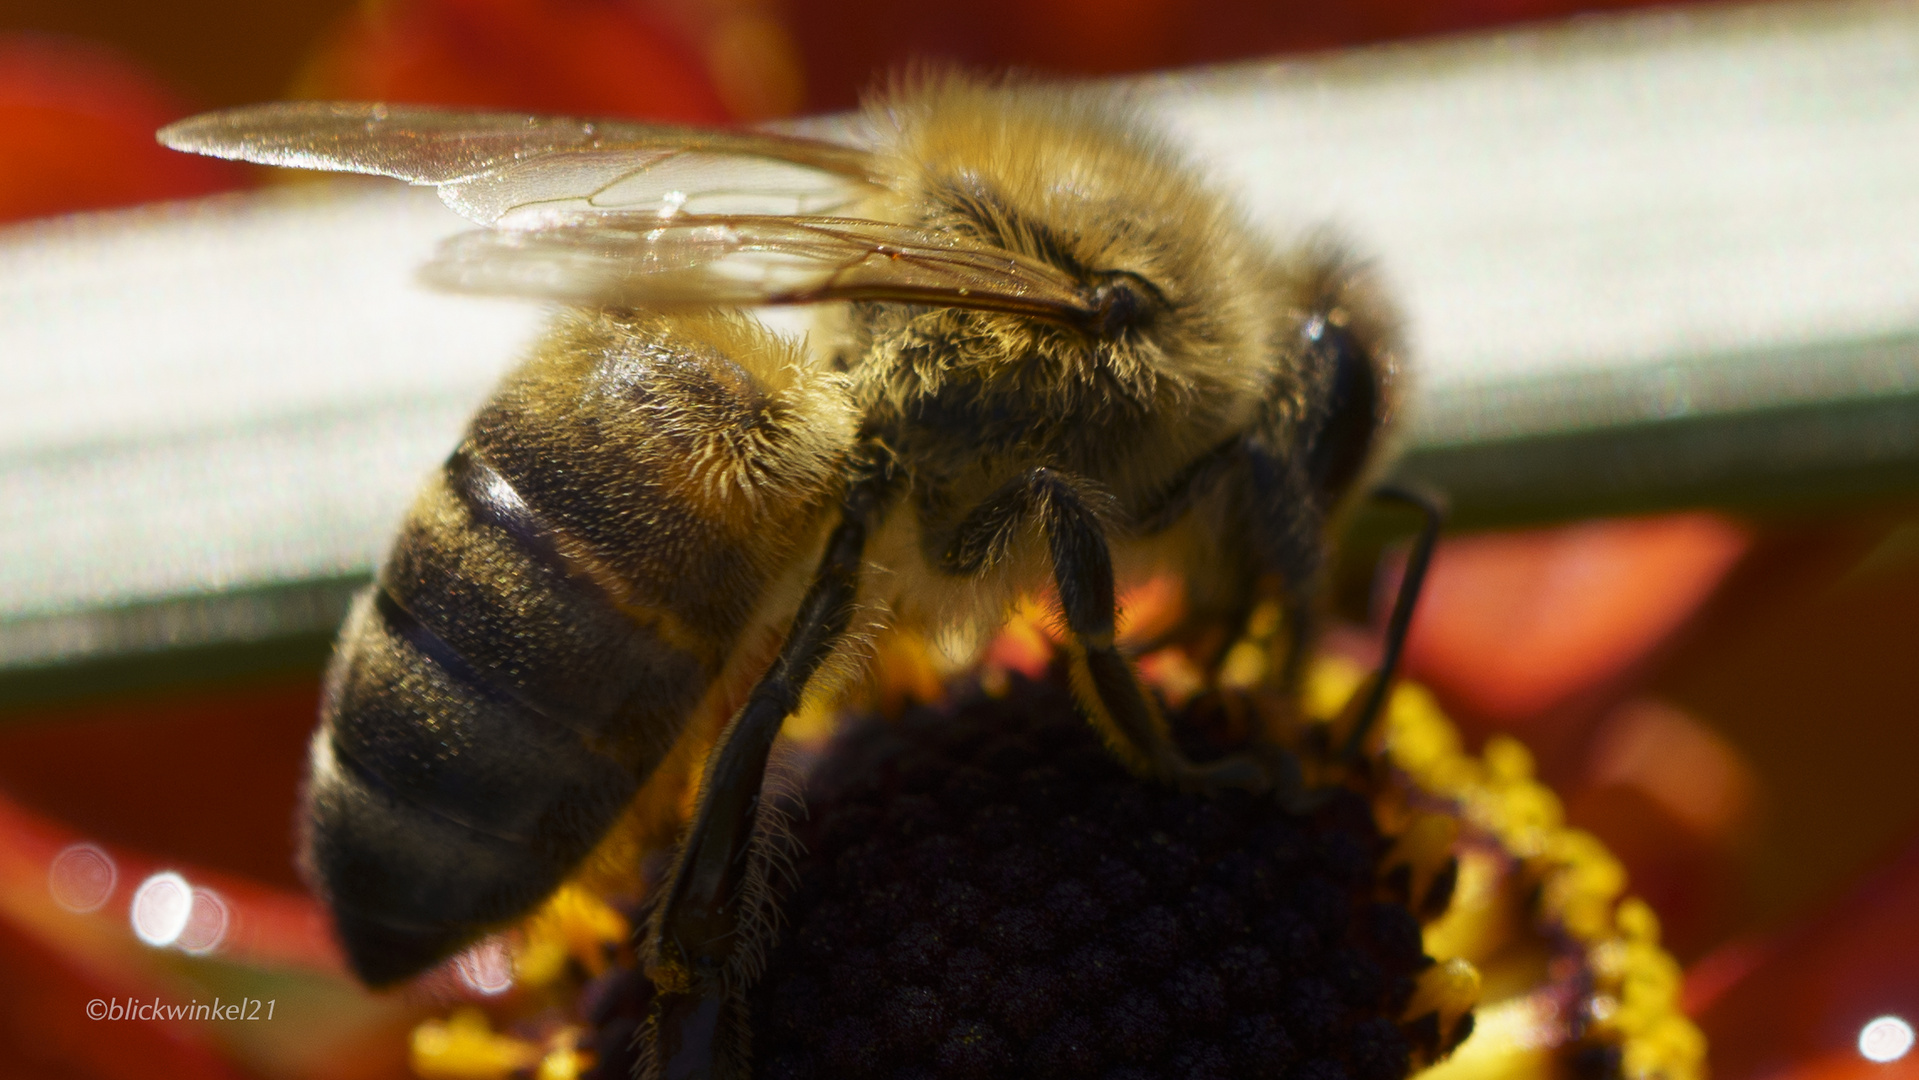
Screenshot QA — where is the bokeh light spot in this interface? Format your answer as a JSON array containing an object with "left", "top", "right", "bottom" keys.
[
  {"left": 47, "top": 843, "right": 117, "bottom": 912},
  {"left": 176, "top": 887, "right": 230, "bottom": 955},
  {"left": 455, "top": 938, "right": 515, "bottom": 995},
  {"left": 129, "top": 872, "right": 192, "bottom": 947},
  {"left": 1859, "top": 1016, "right": 1914, "bottom": 1063}
]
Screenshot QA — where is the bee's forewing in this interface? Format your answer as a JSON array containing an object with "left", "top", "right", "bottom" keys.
[
  {"left": 421, "top": 213, "right": 1101, "bottom": 321},
  {"left": 157, "top": 102, "right": 881, "bottom": 225},
  {"left": 442, "top": 149, "right": 882, "bottom": 225},
  {"left": 161, "top": 105, "right": 1097, "bottom": 317}
]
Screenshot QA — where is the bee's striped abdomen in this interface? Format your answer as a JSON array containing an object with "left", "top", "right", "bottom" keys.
[{"left": 303, "top": 311, "right": 857, "bottom": 984}]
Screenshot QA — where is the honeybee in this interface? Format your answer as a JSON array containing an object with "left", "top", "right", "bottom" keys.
[{"left": 162, "top": 71, "right": 1436, "bottom": 1078}]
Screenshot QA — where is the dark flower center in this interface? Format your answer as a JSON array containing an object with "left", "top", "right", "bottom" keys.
[{"left": 737, "top": 670, "right": 1434, "bottom": 1080}]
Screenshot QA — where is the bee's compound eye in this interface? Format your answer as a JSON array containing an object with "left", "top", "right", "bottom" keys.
[
  {"left": 1087, "top": 271, "right": 1163, "bottom": 336},
  {"left": 1304, "top": 318, "right": 1383, "bottom": 507}
]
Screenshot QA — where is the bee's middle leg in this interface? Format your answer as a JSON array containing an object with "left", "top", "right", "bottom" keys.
[
  {"left": 642, "top": 475, "right": 883, "bottom": 1080},
  {"left": 946, "top": 467, "right": 1268, "bottom": 794}
]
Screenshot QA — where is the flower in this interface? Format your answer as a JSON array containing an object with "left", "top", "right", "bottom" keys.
[{"left": 396, "top": 604, "right": 1702, "bottom": 1080}]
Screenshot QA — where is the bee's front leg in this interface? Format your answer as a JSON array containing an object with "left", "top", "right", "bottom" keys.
[
  {"left": 946, "top": 467, "right": 1269, "bottom": 795},
  {"left": 1334, "top": 482, "right": 1446, "bottom": 759},
  {"left": 1237, "top": 440, "right": 1448, "bottom": 758},
  {"left": 642, "top": 466, "right": 889, "bottom": 1080}
]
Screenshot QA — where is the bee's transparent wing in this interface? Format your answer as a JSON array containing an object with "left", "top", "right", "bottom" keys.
[
  {"left": 423, "top": 213, "right": 1102, "bottom": 322},
  {"left": 158, "top": 102, "right": 880, "bottom": 225}
]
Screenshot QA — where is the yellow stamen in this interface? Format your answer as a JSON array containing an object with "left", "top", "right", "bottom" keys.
[
  {"left": 410, "top": 1008, "right": 540, "bottom": 1080},
  {"left": 515, "top": 884, "right": 630, "bottom": 986},
  {"left": 534, "top": 1029, "right": 595, "bottom": 1080},
  {"left": 1414, "top": 996, "right": 1558, "bottom": 1080},
  {"left": 1382, "top": 812, "right": 1461, "bottom": 913},
  {"left": 1404, "top": 956, "right": 1483, "bottom": 1033},
  {"left": 1299, "top": 657, "right": 1707, "bottom": 1080}
]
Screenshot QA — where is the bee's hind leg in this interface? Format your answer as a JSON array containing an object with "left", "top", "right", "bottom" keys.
[
  {"left": 946, "top": 467, "right": 1269, "bottom": 795},
  {"left": 642, "top": 470, "right": 888, "bottom": 1080}
]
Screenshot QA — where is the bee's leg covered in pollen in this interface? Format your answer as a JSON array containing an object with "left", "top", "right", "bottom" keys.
[
  {"left": 946, "top": 467, "right": 1269, "bottom": 795},
  {"left": 641, "top": 461, "right": 893, "bottom": 1080}
]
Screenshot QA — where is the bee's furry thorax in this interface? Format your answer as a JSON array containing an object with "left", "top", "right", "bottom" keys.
[{"left": 855, "top": 72, "right": 1285, "bottom": 444}]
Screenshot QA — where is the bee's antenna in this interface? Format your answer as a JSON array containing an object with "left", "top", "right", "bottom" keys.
[{"left": 1341, "top": 483, "right": 1447, "bottom": 761}]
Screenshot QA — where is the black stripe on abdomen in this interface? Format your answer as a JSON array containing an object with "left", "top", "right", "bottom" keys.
[
  {"left": 308, "top": 590, "right": 644, "bottom": 981},
  {"left": 444, "top": 446, "right": 570, "bottom": 589},
  {"left": 330, "top": 588, "right": 639, "bottom": 859},
  {"left": 379, "top": 447, "right": 715, "bottom": 766},
  {"left": 369, "top": 585, "right": 591, "bottom": 753}
]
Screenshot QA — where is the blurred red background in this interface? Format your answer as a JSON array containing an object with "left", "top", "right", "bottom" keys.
[{"left": 3, "top": 0, "right": 1916, "bottom": 1077}]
